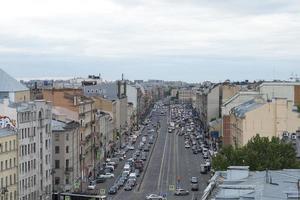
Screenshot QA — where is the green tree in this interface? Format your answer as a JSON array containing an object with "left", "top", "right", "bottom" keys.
[{"left": 212, "top": 134, "right": 300, "bottom": 171}]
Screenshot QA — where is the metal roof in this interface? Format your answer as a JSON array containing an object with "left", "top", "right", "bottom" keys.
[
  {"left": 0, "top": 128, "right": 16, "bottom": 137},
  {"left": 207, "top": 168, "right": 300, "bottom": 200},
  {"left": 0, "top": 68, "right": 28, "bottom": 92},
  {"left": 232, "top": 98, "right": 265, "bottom": 118}
]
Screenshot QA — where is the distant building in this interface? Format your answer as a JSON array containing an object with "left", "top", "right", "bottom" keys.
[
  {"left": 259, "top": 82, "right": 300, "bottom": 105},
  {"left": 203, "top": 166, "right": 300, "bottom": 200},
  {"left": 0, "top": 128, "right": 18, "bottom": 200}
]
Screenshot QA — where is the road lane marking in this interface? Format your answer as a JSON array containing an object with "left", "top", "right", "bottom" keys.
[{"left": 157, "top": 118, "right": 169, "bottom": 191}]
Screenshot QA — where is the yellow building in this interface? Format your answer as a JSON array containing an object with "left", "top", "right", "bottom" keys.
[
  {"left": 230, "top": 98, "right": 300, "bottom": 147},
  {"left": 0, "top": 128, "right": 18, "bottom": 200}
]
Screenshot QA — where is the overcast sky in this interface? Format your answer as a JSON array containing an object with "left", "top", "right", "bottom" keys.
[{"left": 0, "top": 0, "right": 299, "bottom": 82}]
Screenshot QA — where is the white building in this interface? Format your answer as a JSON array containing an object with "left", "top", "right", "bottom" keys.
[
  {"left": 0, "top": 99, "right": 53, "bottom": 200},
  {"left": 259, "top": 82, "right": 300, "bottom": 105}
]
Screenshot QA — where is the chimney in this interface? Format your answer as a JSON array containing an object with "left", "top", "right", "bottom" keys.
[{"left": 266, "top": 169, "right": 269, "bottom": 183}]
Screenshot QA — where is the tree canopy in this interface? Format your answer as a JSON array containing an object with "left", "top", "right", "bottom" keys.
[{"left": 212, "top": 134, "right": 300, "bottom": 171}]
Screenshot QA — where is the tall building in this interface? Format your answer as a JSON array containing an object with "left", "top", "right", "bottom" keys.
[
  {"left": 52, "top": 120, "right": 80, "bottom": 193},
  {"left": 0, "top": 69, "right": 53, "bottom": 200},
  {"left": 0, "top": 128, "right": 18, "bottom": 200}
]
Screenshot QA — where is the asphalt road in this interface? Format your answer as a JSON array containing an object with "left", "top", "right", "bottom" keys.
[{"left": 108, "top": 106, "right": 210, "bottom": 200}]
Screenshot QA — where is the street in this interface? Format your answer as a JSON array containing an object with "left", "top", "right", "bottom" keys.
[{"left": 104, "top": 103, "right": 211, "bottom": 200}]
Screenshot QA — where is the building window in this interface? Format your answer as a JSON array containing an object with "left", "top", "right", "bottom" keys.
[
  {"left": 66, "top": 134, "right": 69, "bottom": 141},
  {"left": 66, "top": 146, "right": 69, "bottom": 153},
  {"left": 55, "top": 146, "right": 59, "bottom": 154},
  {"left": 55, "top": 160, "right": 60, "bottom": 169},
  {"left": 55, "top": 134, "right": 59, "bottom": 141},
  {"left": 66, "top": 159, "right": 69, "bottom": 168},
  {"left": 55, "top": 177, "right": 60, "bottom": 185}
]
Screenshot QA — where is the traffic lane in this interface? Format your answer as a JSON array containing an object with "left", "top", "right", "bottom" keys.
[
  {"left": 175, "top": 133, "right": 210, "bottom": 200},
  {"left": 138, "top": 115, "right": 168, "bottom": 193},
  {"left": 111, "top": 116, "right": 165, "bottom": 199}
]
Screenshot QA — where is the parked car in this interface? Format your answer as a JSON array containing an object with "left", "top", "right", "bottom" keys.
[
  {"left": 191, "top": 177, "right": 198, "bottom": 183},
  {"left": 95, "top": 177, "right": 106, "bottom": 183}
]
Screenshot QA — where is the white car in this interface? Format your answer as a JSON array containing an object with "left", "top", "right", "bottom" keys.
[
  {"left": 87, "top": 181, "right": 96, "bottom": 190},
  {"left": 99, "top": 173, "right": 115, "bottom": 179},
  {"left": 128, "top": 146, "right": 135, "bottom": 150},
  {"left": 146, "top": 194, "right": 167, "bottom": 200}
]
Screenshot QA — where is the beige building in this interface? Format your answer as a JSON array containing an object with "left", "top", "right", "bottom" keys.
[
  {"left": 230, "top": 98, "right": 300, "bottom": 147},
  {"left": 0, "top": 128, "right": 18, "bottom": 200},
  {"left": 221, "top": 91, "right": 261, "bottom": 145}
]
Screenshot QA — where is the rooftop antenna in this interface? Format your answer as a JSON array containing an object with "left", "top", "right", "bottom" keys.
[{"left": 122, "top": 73, "right": 124, "bottom": 81}]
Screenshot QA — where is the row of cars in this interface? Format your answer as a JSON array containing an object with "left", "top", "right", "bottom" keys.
[{"left": 108, "top": 125, "right": 157, "bottom": 196}]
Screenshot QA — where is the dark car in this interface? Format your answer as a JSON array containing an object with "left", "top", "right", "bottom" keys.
[
  {"left": 108, "top": 186, "right": 118, "bottom": 195},
  {"left": 95, "top": 177, "right": 106, "bottom": 183}
]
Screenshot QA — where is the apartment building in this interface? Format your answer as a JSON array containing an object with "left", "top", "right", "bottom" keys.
[
  {"left": 230, "top": 98, "right": 300, "bottom": 147},
  {"left": 42, "top": 89, "right": 97, "bottom": 181},
  {"left": 0, "top": 128, "right": 18, "bottom": 200},
  {"left": 0, "top": 69, "right": 52, "bottom": 200},
  {"left": 52, "top": 120, "right": 80, "bottom": 193},
  {"left": 221, "top": 91, "right": 261, "bottom": 145},
  {"left": 0, "top": 99, "right": 53, "bottom": 200}
]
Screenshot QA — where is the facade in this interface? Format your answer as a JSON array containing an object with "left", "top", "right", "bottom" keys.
[
  {"left": 0, "top": 99, "right": 52, "bottom": 200},
  {"left": 259, "top": 82, "right": 300, "bottom": 105},
  {"left": 0, "top": 128, "right": 18, "bottom": 200},
  {"left": 230, "top": 98, "right": 300, "bottom": 147},
  {"left": 221, "top": 91, "right": 261, "bottom": 145},
  {"left": 178, "top": 88, "right": 195, "bottom": 103},
  {"left": 42, "top": 89, "right": 97, "bottom": 183},
  {"left": 207, "top": 85, "right": 221, "bottom": 123},
  {"left": 52, "top": 120, "right": 80, "bottom": 193}
]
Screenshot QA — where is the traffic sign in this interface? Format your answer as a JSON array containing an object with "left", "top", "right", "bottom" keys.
[
  {"left": 169, "top": 185, "right": 175, "bottom": 191},
  {"left": 65, "top": 196, "right": 70, "bottom": 200},
  {"left": 100, "top": 189, "right": 106, "bottom": 195},
  {"left": 74, "top": 181, "right": 80, "bottom": 189}
]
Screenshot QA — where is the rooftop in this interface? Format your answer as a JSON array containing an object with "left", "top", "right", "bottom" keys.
[
  {"left": 0, "top": 68, "right": 29, "bottom": 92},
  {"left": 231, "top": 98, "right": 265, "bottom": 118},
  {"left": 0, "top": 128, "right": 16, "bottom": 137},
  {"left": 205, "top": 166, "right": 300, "bottom": 200}
]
